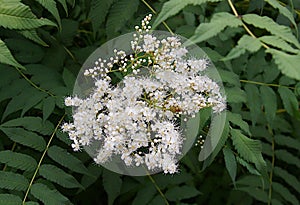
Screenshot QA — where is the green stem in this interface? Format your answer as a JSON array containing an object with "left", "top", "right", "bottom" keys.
[
  {"left": 140, "top": 0, "right": 174, "bottom": 35},
  {"left": 267, "top": 125, "right": 275, "bottom": 205},
  {"left": 227, "top": 0, "right": 270, "bottom": 49},
  {"left": 240, "top": 79, "right": 295, "bottom": 89},
  {"left": 22, "top": 114, "right": 65, "bottom": 204},
  {"left": 147, "top": 172, "right": 170, "bottom": 205},
  {"left": 16, "top": 67, "right": 55, "bottom": 97}
]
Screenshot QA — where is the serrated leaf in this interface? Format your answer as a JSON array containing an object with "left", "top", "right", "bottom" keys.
[
  {"left": 0, "top": 170, "right": 29, "bottom": 191},
  {"left": 244, "top": 84, "right": 261, "bottom": 125},
  {"left": 272, "top": 182, "right": 299, "bottom": 205},
  {"left": 235, "top": 175, "right": 266, "bottom": 187},
  {"left": 34, "top": 0, "right": 61, "bottom": 29},
  {"left": 231, "top": 129, "right": 266, "bottom": 176},
  {"left": 274, "top": 166, "right": 300, "bottom": 194},
  {"left": 0, "top": 127, "right": 46, "bottom": 151},
  {"left": 236, "top": 156, "right": 260, "bottom": 175},
  {"left": 265, "top": 0, "right": 298, "bottom": 35},
  {"left": 89, "top": 0, "right": 113, "bottom": 32},
  {"left": 0, "top": 150, "right": 37, "bottom": 171},
  {"left": 260, "top": 86, "right": 277, "bottom": 124},
  {"left": 17, "top": 29, "right": 48, "bottom": 46},
  {"left": 0, "top": 39, "right": 24, "bottom": 69},
  {"left": 1, "top": 117, "right": 54, "bottom": 135},
  {"left": 106, "top": 0, "right": 139, "bottom": 34},
  {"left": 103, "top": 169, "right": 122, "bottom": 205},
  {"left": 30, "top": 183, "right": 69, "bottom": 205},
  {"left": 267, "top": 49, "right": 300, "bottom": 81},
  {"left": 153, "top": 0, "right": 222, "bottom": 29},
  {"left": 278, "top": 86, "right": 300, "bottom": 117},
  {"left": 0, "top": 194, "right": 22, "bottom": 205},
  {"left": 165, "top": 185, "right": 201, "bottom": 201},
  {"left": 47, "top": 145, "right": 89, "bottom": 175},
  {"left": 39, "top": 164, "right": 83, "bottom": 189},
  {"left": 227, "top": 112, "right": 250, "bottom": 135},
  {"left": 21, "top": 91, "right": 47, "bottom": 116},
  {"left": 225, "top": 86, "right": 247, "bottom": 103},
  {"left": 242, "top": 14, "right": 300, "bottom": 48},
  {"left": 259, "top": 36, "right": 299, "bottom": 53},
  {"left": 222, "top": 35, "right": 262, "bottom": 61},
  {"left": 188, "top": 12, "right": 242, "bottom": 44},
  {"left": 223, "top": 147, "right": 237, "bottom": 185},
  {"left": 275, "top": 149, "right": 300, "bottom": 168},
  {"left": 42, "top": 97, "right": 55, "bottom": 121},
  {"left": 274, "top": 134, "right": 300, "bottom": 151},
  {"left": 0, "top": 2, "right": 56, "bottom": 29}
]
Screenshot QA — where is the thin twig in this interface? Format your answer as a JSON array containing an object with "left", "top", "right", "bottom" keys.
[
  {"left": 141, "top": 0, "right": 174, "bottom": 35},
  {"left": 147, "top": 173, "right": 170, "bottom": 205},
  {"left": 239, "top": 79, "right": 295, "bottom": 89},
  {"left": 16, "top": 67, "right": 55, "bottom": 97},
  {"left": 22, "top": 114, "right": 66, "bottom": 204},
  {"left": 227, "top": 0, "right": 270, "bottom": 49}
]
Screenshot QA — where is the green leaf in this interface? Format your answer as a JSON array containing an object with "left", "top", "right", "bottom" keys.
[
  {"left": 30, "top": 183, "right": 69, "bottom": 205},
  {"left": 201, "top": 118, "right": 229, "bottom": 168},
  {"left": 242, "top": 14, "right": 300, "bottom": 48},
  {"left": 275, "top": 149, "right": 300, "bottom": 168},
  {"left": 231, "top": 129, "right": 266, "bottom": 176},
  {"left": 222, "top": 35, "right": 262, "bottom": 61},
  {"left": 0, "top": 39, "right": 24, "bottom": 69},
  {"left": 34, "top": 0, "right": 61, "bottom": 29},
  {"left": 274, "top": 166, "right": 300, "bottom": 194},
  {"left": 106, "top": 0, "right": 139, "bottom": 34},
  {"left": 0, "top": 194, "right": 22, "bottom": 205},
  {"left": 223, "top": 147, "right": 237, "bottom": 185},
  {"left": 265, "top": 0, "right": 298, "bottom": 35},
  {"left": 225, "top": 86, "right": 247, "bottom": 103},
  {"left": 153, "top": 0, "right": 222, "bottom": 29},
  {"left": 259, "top": 36, "right": 299, "bottom": 54},
  {"left": 272, "top": 182, "right": 299, "bottom": 205},
  {"left": 56, "top": 0, "right": 68, "bottom": 14},
  {"left": 227, "top": 112, "right": 250, "bottom": 135},
  {"left": 0, "top": 170, "right": 29, "bottom": 191},
  {"left": 267, "top": 49, "right": 300, "bottom": 81},
  {"left": 235, "top": 175, "right": 266, "bottom": 187},
  {"left": 236, "top": 186, "right": 268, "bottom": 203},
  {"left": 274, "top": 134, "right": 300, "bottom": 151},
  {"left": 103, "top": 169, "right": 122, "bottom": 205},
  {"left": 17, "top": 29, "right": 48, "bottom": 46},
  {"left": 0, "top": 150, "right": 37, "bottom": 171},
  {"left": 0, "top": 2, "right": 56, "bottom": 30},
  {"left": 0, "top": 127, "right": 46, "bottom": 152},
  {"left": 236, "top": 156, "right": 260, "bottom": 175},
  {"left": 89, "top": 0, "right": 113, "bottom": 32},
  {"left": 218, "top": 69, "right": 240, "bottom": 87},
  {"left": 47, "top": 145, "right": 89, "bottom": 175},
  {"left": 1, "top": 117, "right": 54, "bottom": 135},
  {"left": 244, "top": 84, "right": 261, "bottom": 125},
  {"left": 132, "top": 183, "right": 156, "bottom": 205},
  {"left": 39, "top": 164, "right": 83, "bottom": 189},
  {"left": 278, "top": 86, "right": 300, "bottom": 117},
  {"left": 188, "top": 12, "right": 242, "bottom": 44},
  {"left": 260, "top": 86, "right": 277, "bottom": 124},
  {"left": 42, "top": 97, "right": 55, "bottom": 121},
  {"left": 165, "top": 185, "right": 201, "bottom": 201}
]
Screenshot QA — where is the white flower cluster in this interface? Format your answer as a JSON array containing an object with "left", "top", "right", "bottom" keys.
[{"left": 62, "top": 14, "right": 226, "bottom": 174}]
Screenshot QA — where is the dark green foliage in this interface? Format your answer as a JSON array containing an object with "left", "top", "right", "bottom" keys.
[{"left": 0, "top": 0, "right": 299, "bottom": 204}]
